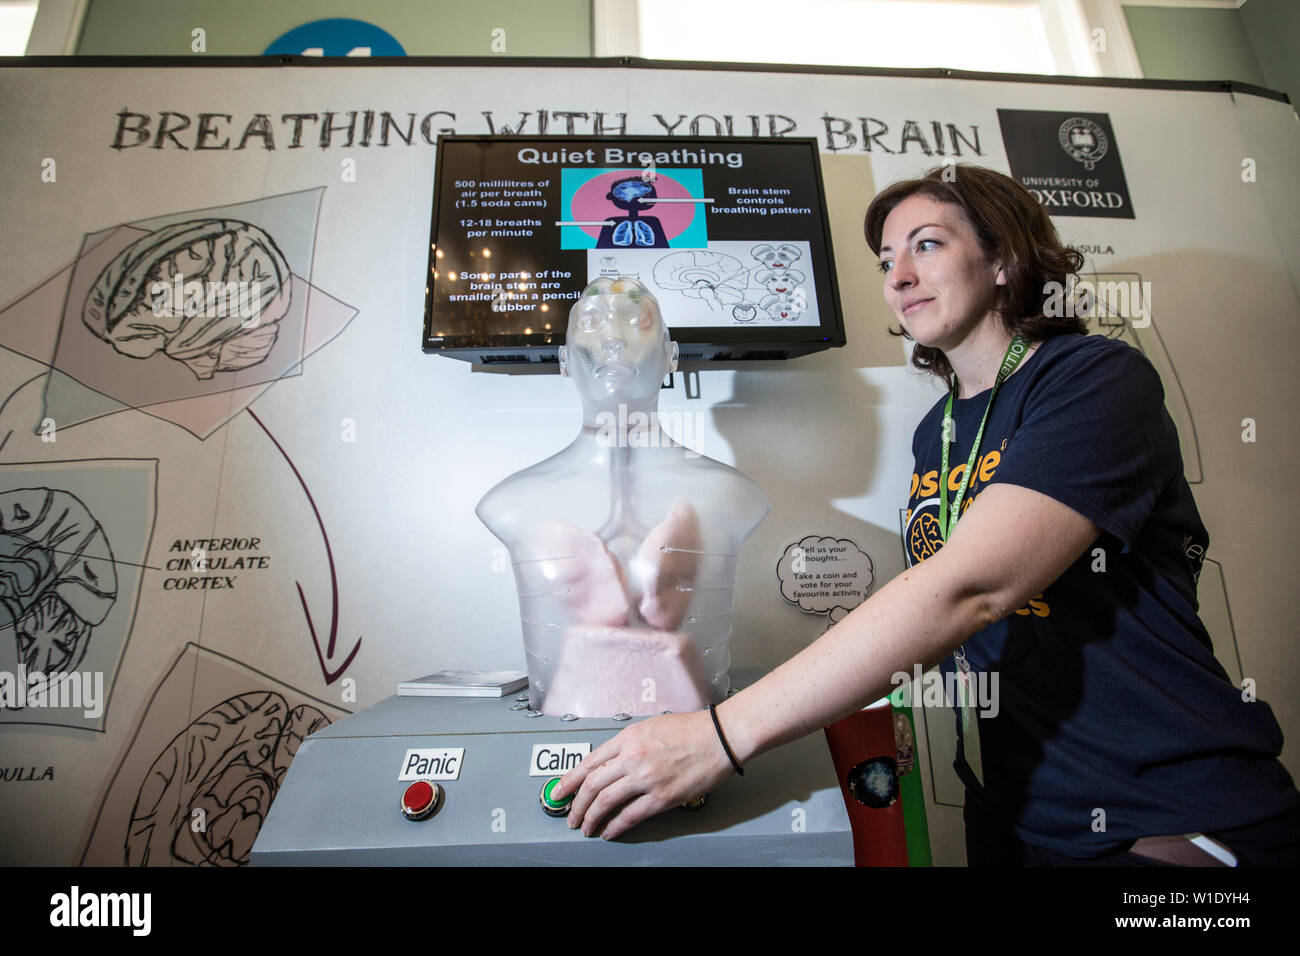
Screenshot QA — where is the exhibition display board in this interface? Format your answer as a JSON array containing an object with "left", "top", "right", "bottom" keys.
[{"left": 0, "top": 56, "right": 1296, "bottom": 867}]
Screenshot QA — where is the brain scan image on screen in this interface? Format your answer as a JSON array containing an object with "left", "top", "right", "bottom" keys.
[
  {"left": 652, "top": 250, "right": 749, "bottom": 311},
  {"left": 593, "top": 241, "right": 820, "bottom": 329}
]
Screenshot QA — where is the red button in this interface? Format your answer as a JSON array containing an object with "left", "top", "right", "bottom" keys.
[
  {"left": 404, "top": 781, "right": 433, "bottom": 812},
  {"left": 401, "top": 781, "right": 439, "bottom": 820}
]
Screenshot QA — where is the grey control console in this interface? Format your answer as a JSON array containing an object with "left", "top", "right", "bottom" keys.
[{"left": 252, "top": 670, "right": 852, "bottom": 865}]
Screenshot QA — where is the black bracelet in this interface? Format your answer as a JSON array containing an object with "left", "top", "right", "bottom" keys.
[{"left": 709, "top": 703, "right": 744, "bottom": 776}]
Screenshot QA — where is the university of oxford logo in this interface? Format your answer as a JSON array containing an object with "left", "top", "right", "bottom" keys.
[{"left": 1058, "top": 117, "right": 1109, "bottom": 170}]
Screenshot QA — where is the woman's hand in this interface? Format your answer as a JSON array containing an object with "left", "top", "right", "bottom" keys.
[{"left": 551, "top": 709, "right": 735, "bottom": 840}]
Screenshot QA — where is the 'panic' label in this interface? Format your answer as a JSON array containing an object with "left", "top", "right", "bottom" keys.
[{"left": 398, "top": 747, "right": 465, "bottom": 781}]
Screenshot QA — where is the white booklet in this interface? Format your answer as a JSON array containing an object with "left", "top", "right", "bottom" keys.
[{"left": 398, "top": 669, "right": 528, "bottom": 697}]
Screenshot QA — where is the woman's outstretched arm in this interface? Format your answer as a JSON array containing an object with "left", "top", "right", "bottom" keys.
[{"left": 554, "top": 482, "right": 1102, "bottom": 839}]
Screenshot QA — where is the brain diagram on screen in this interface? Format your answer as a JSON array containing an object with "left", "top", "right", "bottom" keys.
[{"left": 561, "top": 167, "right": 821, "bottom": 329}]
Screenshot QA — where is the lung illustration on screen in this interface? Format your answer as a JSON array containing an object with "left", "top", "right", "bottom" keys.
[{"left": 596, "top": 178, "right": 670, "bottom": 249}]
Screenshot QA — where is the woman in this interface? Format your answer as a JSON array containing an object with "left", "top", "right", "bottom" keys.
[{"left": 554, "top": 164, "right": 1300, "bottom": 865}]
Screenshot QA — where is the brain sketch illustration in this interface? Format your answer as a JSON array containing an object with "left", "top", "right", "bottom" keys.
[
  {"left": 82, "top": 218, "right": 292, "bottom": 380},
  {"left": 652, "top": 251, "right": 748, "bottom": 309},
  {"left": 0, "top": 488, "right": 117, "bottom": 687},
  {"left": 126, "top": 692, "right": 330, "bottom": 866}
]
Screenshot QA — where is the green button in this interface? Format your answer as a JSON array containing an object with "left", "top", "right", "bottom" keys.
[{"left": 542, "top": 777, "right": 571, "bottom": 810}]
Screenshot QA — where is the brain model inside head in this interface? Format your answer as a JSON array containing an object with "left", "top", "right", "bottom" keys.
[
  {"left": 82, "top": 219, "right": 292, "bottom": 380},
  {"left": 561, "top": 277, "right": 677, "bottom": 406}
]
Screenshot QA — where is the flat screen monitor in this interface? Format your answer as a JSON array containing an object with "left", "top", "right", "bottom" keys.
[{"left": 423, "top": 135, "right": 846, "bottom": 364}]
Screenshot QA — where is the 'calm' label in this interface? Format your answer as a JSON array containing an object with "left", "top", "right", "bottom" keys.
[{"left": 529, "top": 742, "right": 591, "bottom": 776}]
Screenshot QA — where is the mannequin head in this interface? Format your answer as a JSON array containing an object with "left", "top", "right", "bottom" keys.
[{"left": 559, "top": 277, "right": 679, "bottom": 421}]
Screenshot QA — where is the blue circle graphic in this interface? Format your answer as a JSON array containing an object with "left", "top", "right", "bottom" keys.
[{"left": 264, "top": 19, "right": 406, "bottom": 57}]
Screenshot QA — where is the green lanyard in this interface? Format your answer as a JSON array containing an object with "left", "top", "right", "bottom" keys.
[{"left": 937, "top": 335, "right": 1027, "bottom": 540}]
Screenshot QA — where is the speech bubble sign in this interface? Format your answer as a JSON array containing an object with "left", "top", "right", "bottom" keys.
[{"left": 777, "top": 535, "right": 874, "bottom": 615}]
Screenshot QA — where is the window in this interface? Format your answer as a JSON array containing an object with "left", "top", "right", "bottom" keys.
[
  {"left": 0, "top": 0, "right": 38, "bottom": 55},
  {"left": 631, "top": 0, "right": 1115, "bottom": 77}
]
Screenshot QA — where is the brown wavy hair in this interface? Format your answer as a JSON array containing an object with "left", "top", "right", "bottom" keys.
[{"left": 863, "top": 164, "right": 1087, "bottom": 389}]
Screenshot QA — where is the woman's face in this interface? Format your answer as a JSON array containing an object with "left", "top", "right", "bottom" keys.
[{"left": 877, "top": 194, "right": 1006, "bottom": 354}]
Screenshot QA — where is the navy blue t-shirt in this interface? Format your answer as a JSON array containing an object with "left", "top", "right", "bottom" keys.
[{"left": 903, "top": 332, "right": 1300, "bottom": 858}]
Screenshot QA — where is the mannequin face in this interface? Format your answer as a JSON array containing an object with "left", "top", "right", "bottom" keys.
[
  {"left": 560, "top": 277, "right": 676, "bottom": 408},
  {"left": 877, "top": 194, "right": 1006, "bottom": 354}
]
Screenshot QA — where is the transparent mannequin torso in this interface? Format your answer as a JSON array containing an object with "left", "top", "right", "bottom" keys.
[{"left": 475, "top": 278, "right": 769, "bottom": 716}]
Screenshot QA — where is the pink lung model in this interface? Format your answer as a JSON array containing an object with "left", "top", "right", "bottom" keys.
[
  {"left": 546, "top": 626, "right": 709, "bottom": 717},
  {"left": 633, "top": 501, "right": 701, "bottom": 630},
  {"left": 531, "top": 503, "right": 708, "bottom": 716}
]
